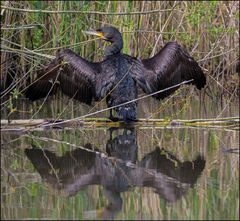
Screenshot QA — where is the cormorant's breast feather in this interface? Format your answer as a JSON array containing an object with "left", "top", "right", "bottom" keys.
[{"left": 132, "top": 41, "right": 206, "bottom": 100}]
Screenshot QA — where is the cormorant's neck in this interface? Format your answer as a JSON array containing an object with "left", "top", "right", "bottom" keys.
[{"left": 104, "top": 35, "right": 123, "bottom": 58}]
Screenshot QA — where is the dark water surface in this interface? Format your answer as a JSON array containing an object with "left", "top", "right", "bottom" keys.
[{"left": 1, "top": 96, "right": 239, "bottom": 220}]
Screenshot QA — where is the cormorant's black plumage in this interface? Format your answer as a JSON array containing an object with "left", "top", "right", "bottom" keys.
[{"left": 25, "top": 26, "right": 206, "bottom": 122}]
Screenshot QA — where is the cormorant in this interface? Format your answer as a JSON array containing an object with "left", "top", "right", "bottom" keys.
[{"left": 25, "top": 26, "right": 206, "bottom": 122}]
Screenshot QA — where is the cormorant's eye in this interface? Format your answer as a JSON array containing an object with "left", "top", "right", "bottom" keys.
[{"left": 107, "top": 35, "right": 113, "bottom": 40}]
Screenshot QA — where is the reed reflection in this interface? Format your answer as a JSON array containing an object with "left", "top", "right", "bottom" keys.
[{"left": 25, "top": 128, "right": 205, "bottom": 219}]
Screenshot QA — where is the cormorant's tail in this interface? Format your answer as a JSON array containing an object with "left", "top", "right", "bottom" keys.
[{"left": 116, "top": 103, "right": 136, "bottom": 123}]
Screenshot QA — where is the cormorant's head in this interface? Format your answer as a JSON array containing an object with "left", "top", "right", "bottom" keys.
[
  {"left": 84, "top": 26, "right": 123, "bottom": 56},
  {"left": 84, "top": 26, "right": 122, "bottom": 43}
]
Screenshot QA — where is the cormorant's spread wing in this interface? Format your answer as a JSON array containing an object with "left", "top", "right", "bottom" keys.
[
  {"left": 59, "top": 50, "right": 122, "bottom": 102},
  {"left": 57, "top": 49, "right": 98, "bottom": 104},
  {"left": 133, "top": 42, "right": 206, "bottom": 99},
  {"left": 24, "top": 58, "right": 61, "bottom": 101},
  {"left": 25, "top": 49, "right": 100, "bottom": 104}
]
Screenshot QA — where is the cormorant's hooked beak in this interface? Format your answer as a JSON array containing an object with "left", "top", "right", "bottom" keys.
[{"left": 83, "top": 30, "right": 105, "bottom": 39}]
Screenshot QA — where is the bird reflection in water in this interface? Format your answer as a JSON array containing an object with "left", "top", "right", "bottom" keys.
[{"left": 25, "top": 128, "right": 205, "bottom": 219}]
